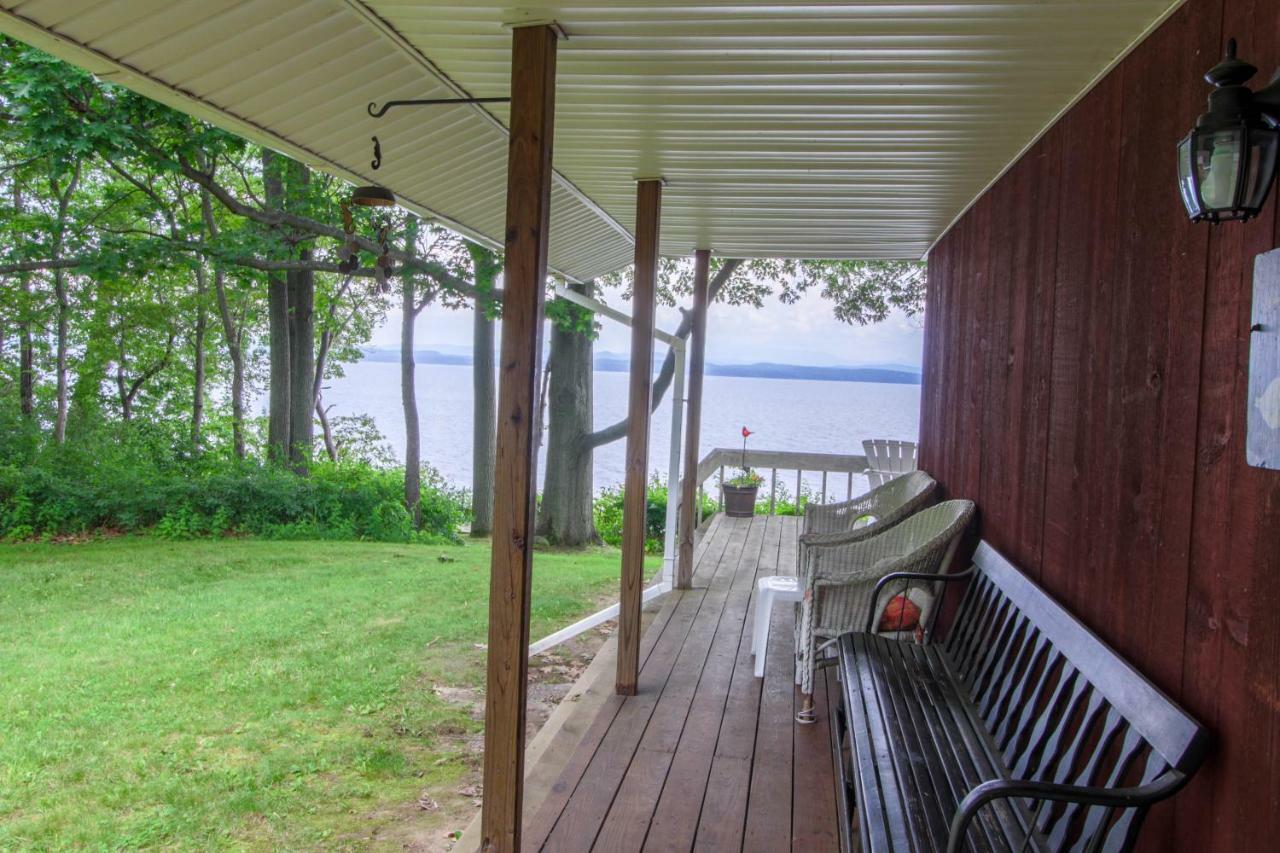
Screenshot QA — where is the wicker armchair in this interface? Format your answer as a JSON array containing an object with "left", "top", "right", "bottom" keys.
[
  {"left": 798, "top": 470, "right": 937, "bottom": 573},
  {"left": 795, "top": 499, "right": 976, "bottom": 719}
]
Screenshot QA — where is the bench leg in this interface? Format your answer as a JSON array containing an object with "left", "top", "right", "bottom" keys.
[{"left": 752, "top": 586, "right": 773, "bottom": 678}]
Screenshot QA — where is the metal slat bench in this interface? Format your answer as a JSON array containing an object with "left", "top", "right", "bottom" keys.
[{"left": 828, "top": 541, "right": 1210, "bottom": 853}]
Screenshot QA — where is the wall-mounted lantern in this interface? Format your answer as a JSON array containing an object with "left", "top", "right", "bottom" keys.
[{"left": 1179, "top": 39, "right": 1280, "bottom": 223}]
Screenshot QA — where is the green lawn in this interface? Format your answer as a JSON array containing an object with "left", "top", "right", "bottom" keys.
[{"left": 0, "top": 537, "right": 647, "bottom": 850}]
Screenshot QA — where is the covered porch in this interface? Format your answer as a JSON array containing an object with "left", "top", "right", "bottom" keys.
[{"left": 7, "top": 1, "right": 1280, "bottom": 851}]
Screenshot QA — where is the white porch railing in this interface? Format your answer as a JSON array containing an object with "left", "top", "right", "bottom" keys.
[
  {"left": 529, "top": 447, "right": 871, "bottom": 656},
  {"left": 692, "top": 447, "right": 872, "bottom": 521}
]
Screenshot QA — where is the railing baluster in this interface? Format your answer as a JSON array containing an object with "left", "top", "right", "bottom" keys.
[
  {"left": 718, "top": 465, "right": 724, "bottom": 511},
  {"left": 821, "top": 470, "right": 828, "bottom": 503},
  {"left": 796, "top": 469, "right": 802, "bottom": 511},
  {"left": 846, "top": 471, "right": 853, "bottom": 500},
  {"left": 769, "top": 468, "right": 777, "bottom": 515}
]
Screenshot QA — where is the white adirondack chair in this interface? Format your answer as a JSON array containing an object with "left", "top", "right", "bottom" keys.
[{"left": 862, "top": 439, "right": 918, "bottom": 488}]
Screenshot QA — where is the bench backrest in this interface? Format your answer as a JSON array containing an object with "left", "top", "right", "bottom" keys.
[{"left": 942, "top": 542, "right": 1209, "bottom": 850}]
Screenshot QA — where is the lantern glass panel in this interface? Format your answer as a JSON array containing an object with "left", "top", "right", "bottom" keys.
[
  {"left": 1244, "top": 128, "right": 1280, "bottom": 211},
  {"left": 1195, "top": 127, "right": 1246, "bottom": 210},
  {"left": 1178, "top": 134, "right": 1203, "bottom": 217}
]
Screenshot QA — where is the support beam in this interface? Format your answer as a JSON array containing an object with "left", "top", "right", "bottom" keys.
[
  {"left": 617, "top": 178, "right": 662, "bottom": 696},
  {"left": 678, "top": 249, "right": 711, "bottom": 589},
  {"left": 480, "top": 23, "right": 558, "bottom": 853}
]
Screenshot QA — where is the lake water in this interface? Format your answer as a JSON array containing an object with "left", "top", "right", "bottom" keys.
[{"left": 320, "top": 361, "right": 920, "bottom": 497}]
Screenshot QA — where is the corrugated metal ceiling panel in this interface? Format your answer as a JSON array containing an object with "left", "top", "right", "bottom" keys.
[{"left": 1, "top": 0, "right": 1184, "bottom": 273}]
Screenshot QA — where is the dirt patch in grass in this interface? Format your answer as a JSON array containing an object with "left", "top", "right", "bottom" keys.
[{"left": 350, "top": 621, "right": 618, "bottom": 851}]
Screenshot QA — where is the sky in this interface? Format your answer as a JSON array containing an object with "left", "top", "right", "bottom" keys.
[{"left": 368, "top": 286, "right": 925, "bottom": 368}]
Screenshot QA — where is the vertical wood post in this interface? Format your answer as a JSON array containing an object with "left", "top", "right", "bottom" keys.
[
  {"left": 480, "top": 23, "right": 558, "bottom": 853},
  {"left": 617, "top": 178, "right": 662, "bottom": 696},
  {"left": 677, "top": 248, "right": 711, "bottom": 588}
]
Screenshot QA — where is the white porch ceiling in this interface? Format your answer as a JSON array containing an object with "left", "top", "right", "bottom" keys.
[{"left": 1, "top": 1, "right": 1185, "bottom": 280}]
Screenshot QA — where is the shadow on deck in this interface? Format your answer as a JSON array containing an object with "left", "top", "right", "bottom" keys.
[{"left": 477, "top": 513, "right": 843, "bottom": 852}]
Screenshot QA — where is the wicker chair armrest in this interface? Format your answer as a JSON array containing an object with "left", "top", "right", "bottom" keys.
[
  {"left": 863, "top": 566, "right": 975, "bottom": 633},
  {"left": 799, "top": 525, "right": 879, "bottom": 548},
  {"left": 810, "top": 555, "right": 898, "bottom": 586},
  {"left": 946, "top": 772, "right": 1191, "bottom": 853},
  {"left": 802, "top": 495, "right": 874, "bottom": 534}
]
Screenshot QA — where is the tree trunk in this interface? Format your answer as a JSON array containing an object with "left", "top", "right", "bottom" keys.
[
  {"left": 286, "top": 264, "right": 314, "bottom": 472},
  {"left": 285, "top": 159, "right": 315, "bottom": 473},
  {"left": 467, "top": 242, "right": 499, "bottom": 536},
  {"left": 585, "top": 258, "right": 741, "bottom": 451},
  {"left": 263, "top": 149, "right": 291, "bottom": 463},
  {"left": 537, "top": 281, "right": 599, "bottom": 546},
  {"left": 15, "top": 184, "right": 34, "bottom": 419},
  {"left": 401, "top": 220, "right": 422, "bottom": 526},
  {"left": 192, "top": 266, "right": 207, "bottom": 449},
  {"left": 316, "top": 399, "right": 339, "bottom": 462},
  {"left": 202, "top": 188, "right": 246, "bottom": 459},
  {"left": 212, "top": 267, "right": 246, "bottom": 459},
  {"left": 53, "top": 268, "right": 69, "bottom": 443},
  {"left": 18, "top": 310, "right": 33, "bottom": 419}
]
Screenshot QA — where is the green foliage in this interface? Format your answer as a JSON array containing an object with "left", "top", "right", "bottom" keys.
[
  {"left": 593, "top": 474, "right": 716, "bottom": 553},
  {"left": 0, "top": 423, "right": 468, "bottom": 543},
  {"left": 599, "top": 255, "right": 927, "bottom": 325},
  {"left": 725, "top": 468, "right": 765, "bottom": 488}
]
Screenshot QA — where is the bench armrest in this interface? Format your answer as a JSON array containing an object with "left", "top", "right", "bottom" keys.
[
  {"left": 863, "top": 566, "right": 974, "bottom": 634},
  {"left": 945, "top": 773, "right": 1191, "bottom": 853}
]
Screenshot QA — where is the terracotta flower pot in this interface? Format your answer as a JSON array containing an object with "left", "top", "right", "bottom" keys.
[{"left": 723, "top": 484, "right": 759, "bottom": 518}]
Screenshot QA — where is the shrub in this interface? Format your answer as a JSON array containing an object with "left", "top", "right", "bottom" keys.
[
  {"left": 0, "top": 423, "right": 469, "bottom": 544},
  {"left": 593, "top": 474, "right": 717, "bottom": 554}
]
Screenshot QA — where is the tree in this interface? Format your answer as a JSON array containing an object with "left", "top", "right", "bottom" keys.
[
  {"left": 536, "top": 281, "right": 600, "bottom": 545},
  {"left": 399, "top": 216, "right": 429, "bottom": 524},
  {"left": 466, "top": 241, "right": 501, "bottom": 536}
]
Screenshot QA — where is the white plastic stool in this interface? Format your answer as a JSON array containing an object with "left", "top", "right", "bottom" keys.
[{"left": 752, "top": 575, "right": 803, "bottom": 678}]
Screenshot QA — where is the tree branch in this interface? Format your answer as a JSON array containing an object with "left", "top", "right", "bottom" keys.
[
  {"left": 170, "top": 154, "right": 488, "bottom": 300},
  {"left": 584, "top": 258, "right": 742, "bottom": 450}
]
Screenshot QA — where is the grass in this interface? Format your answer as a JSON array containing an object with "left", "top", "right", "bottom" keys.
[{"left": 0, "top": 536, "right": 654, "bottom": 850}]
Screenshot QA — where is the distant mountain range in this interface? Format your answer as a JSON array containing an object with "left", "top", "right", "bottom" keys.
[{"left": 360, "top": 347, "right": 921, "bottom": 386}]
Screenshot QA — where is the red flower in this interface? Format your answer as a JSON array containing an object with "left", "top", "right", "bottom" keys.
[{"left": 741, "top": 426, "right": 752, "bottom": 438}]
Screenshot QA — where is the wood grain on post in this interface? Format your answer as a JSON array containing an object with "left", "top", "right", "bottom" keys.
[
  {"left": 678, "top": 248, "right": 711, "bottom": 588},
  {"left": 617, "top": 178, "right": 662, "bottom": 695},
  {"left": 479, "top": 23, "right": 558, "bottom": 853}
]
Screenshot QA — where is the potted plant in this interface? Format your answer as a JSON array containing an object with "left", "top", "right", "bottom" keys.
[{"left": 723, "top": 426, "right": 764, "bottom": 518}]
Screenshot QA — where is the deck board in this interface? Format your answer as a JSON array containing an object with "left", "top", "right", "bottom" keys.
[{"left": 523, "top": 514, "right": 840, "bottom": 853}]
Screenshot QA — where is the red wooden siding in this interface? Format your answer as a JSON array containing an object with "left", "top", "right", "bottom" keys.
[{"left": 920, "top": 1, "right": 1280, "bottom": 850}]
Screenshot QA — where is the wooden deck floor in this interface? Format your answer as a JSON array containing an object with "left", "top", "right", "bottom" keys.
[{"left": 519, "top": 513, "right": 842, "bottom": 852}]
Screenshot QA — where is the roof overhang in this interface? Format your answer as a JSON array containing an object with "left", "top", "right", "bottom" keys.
[{"left": 1, "top": 1, "right": 1188, "bottom": 279}]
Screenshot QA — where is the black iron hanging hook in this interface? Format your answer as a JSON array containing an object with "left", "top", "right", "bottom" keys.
[
  {"left": 367, "top": 96, "right": 510, "bottom": 118},
  {"left": 370, "top": 136, "right": 382, "bottom": 171}
]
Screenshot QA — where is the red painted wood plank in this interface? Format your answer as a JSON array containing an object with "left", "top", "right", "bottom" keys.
[
  {"left": 1180, "top": 8, "right": 1280, "bottom": 853},
  {"left": 1039, "top": 71, "right": 1124, "bottom": 624}
]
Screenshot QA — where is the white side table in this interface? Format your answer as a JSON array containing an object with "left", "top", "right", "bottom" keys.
[{"left": 752, "top": 575, "right": 803, "bottom": 678}]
